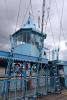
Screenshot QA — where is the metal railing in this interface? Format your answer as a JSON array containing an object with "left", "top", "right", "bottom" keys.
[{"left": 0, "top": 75, "right": 63, "bottom": 100}]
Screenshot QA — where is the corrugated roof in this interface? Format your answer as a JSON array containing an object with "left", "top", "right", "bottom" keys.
[{"left": 0, "top": 51, "right": 48, "bottom": 64}]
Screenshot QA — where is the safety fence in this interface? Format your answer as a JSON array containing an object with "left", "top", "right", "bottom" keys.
[{"left": 0, "top": 75, "right": 62, "bottom": 100}]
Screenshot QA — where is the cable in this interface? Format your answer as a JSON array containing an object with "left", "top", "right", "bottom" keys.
[
  {"left": 55, "top": 0, "right": 65, "bottom": 48},
  {"left": 21, "top": 0, "right": 31, "bottom": 25},
  {"left": 58, "top": 0, "right": 64, "bottom": 49},
  {"left": 48, "top": 16, "right": 56, "bottom": 49},
  {"left": 22, "top": 0, "right": 35, "bottom": 25},
  {"left": 15, "top": 0, "right": 21, "bottom": 32},
  {"left": 45, "top": 0, "right": 52, "bottom": 32},
  {"left": 45, "top": 7, "right": 50, "bottom": 32},
  {"left": 30, "top": 0, "right": 35, "bottom": 24},
  {"left": 44, "top": 0, "right": 56, "bottom": 48}
]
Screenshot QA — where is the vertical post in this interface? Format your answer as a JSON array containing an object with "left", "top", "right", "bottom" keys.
[
  {"left": 39, "top": 0, "right": 46, "bottom": 60},
  {"left": 38, "top": 11, "right": 40, "bottom": 28},
  {"left": 41, "top": 0, "right": 46, "bottom": 34},
  {"left": 23, "top": 62, "right": 26, "bottom": 100},
  {"left": 15, "top": 77, "right": 17, "bottom": 99},
  {"left": 45, "top": 64, "right": 48, "bottom": 95},
  {"left": 49, "top": 49, "right": 50, "bottom": 60},
  {"left": 6, "top": 58, "right": 11, "bottom": 100},
  {"left": 36, "top": 63, "right": 40, "bottom": 96},
  {"left": 6, "top": 54, "right": 13, "bottom": 100},
  {"left": 52, "top": 49, "right": 55, "bottom": 60},
  {"left": 57, "top": 48, "right": 59, "bottom": 61},
  {"left": 20, "top": 63, "right": 23, "bottom": 91}
]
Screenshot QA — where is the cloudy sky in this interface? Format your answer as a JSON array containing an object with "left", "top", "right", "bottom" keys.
[{"left": 0, "top": 0, "right": 67, "bottom": 60}]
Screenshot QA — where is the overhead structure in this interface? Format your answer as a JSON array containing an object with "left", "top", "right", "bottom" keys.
[
  {"left": 41, "top": 0, "right": 46, "bottom": 34},
  {"left": 39, "top": 0, "right": 46, "bottom": 60}
]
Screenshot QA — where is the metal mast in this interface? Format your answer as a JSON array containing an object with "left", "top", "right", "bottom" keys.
[
  {"left": 36, "top": 0, "right": 46, "bottom": 96},
  {"left": 39, "top": 0, "right": 46, "bottom": 59},
  {"left": 41, "top": 0, "right": 46, "bottom": 34}
]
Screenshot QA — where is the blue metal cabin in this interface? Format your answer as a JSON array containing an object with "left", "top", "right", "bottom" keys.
[{"left": 11, "top": 15, "right": 48, "bottom": 61}]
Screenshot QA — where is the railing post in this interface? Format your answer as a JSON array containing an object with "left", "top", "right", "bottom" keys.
[
  {"left": 23, "top": 62, "right": 26, "bottom": 100},
  {"left": 45, "top": 64, "right": 48, "bottom": 95},
  {"left": 36, "top": 63, "right": 40, "bottom": 96}
]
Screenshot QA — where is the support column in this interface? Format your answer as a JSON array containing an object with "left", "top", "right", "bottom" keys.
[
  {"left": 23, "top": 62, "right": 26, "bottom": 100},
  {"left": 45, "top": 64, "right": 48, "bottom": 95},
  {"left": 36, "top": 63, "right": 40, "bottom": 96},
  {"left": 6, "top": 58, "right": 11, "bottom": 100}
]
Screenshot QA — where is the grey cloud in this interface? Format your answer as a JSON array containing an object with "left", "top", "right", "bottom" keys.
[{"left": 0, "top": 0, "right": 67, "bottom": 60}]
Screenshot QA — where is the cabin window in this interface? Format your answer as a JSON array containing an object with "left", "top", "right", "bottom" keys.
[
  {"left": 16, "top": 33, "right": 30, "bottom": 45},
  {"left": 23, "top": 33, "right": 26, "bottom": 43},
  {"left": 17, "top": 35, "right": 23, "bottom": 45},
  {"left": 26, "top": 33, "right": 30, "bottom": 43},
  {"left": 23, "top": 33, "right": 30, "bottom": 43},
  {"left": 31, "top": 34, "right": 35, "bottom": 43}
]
